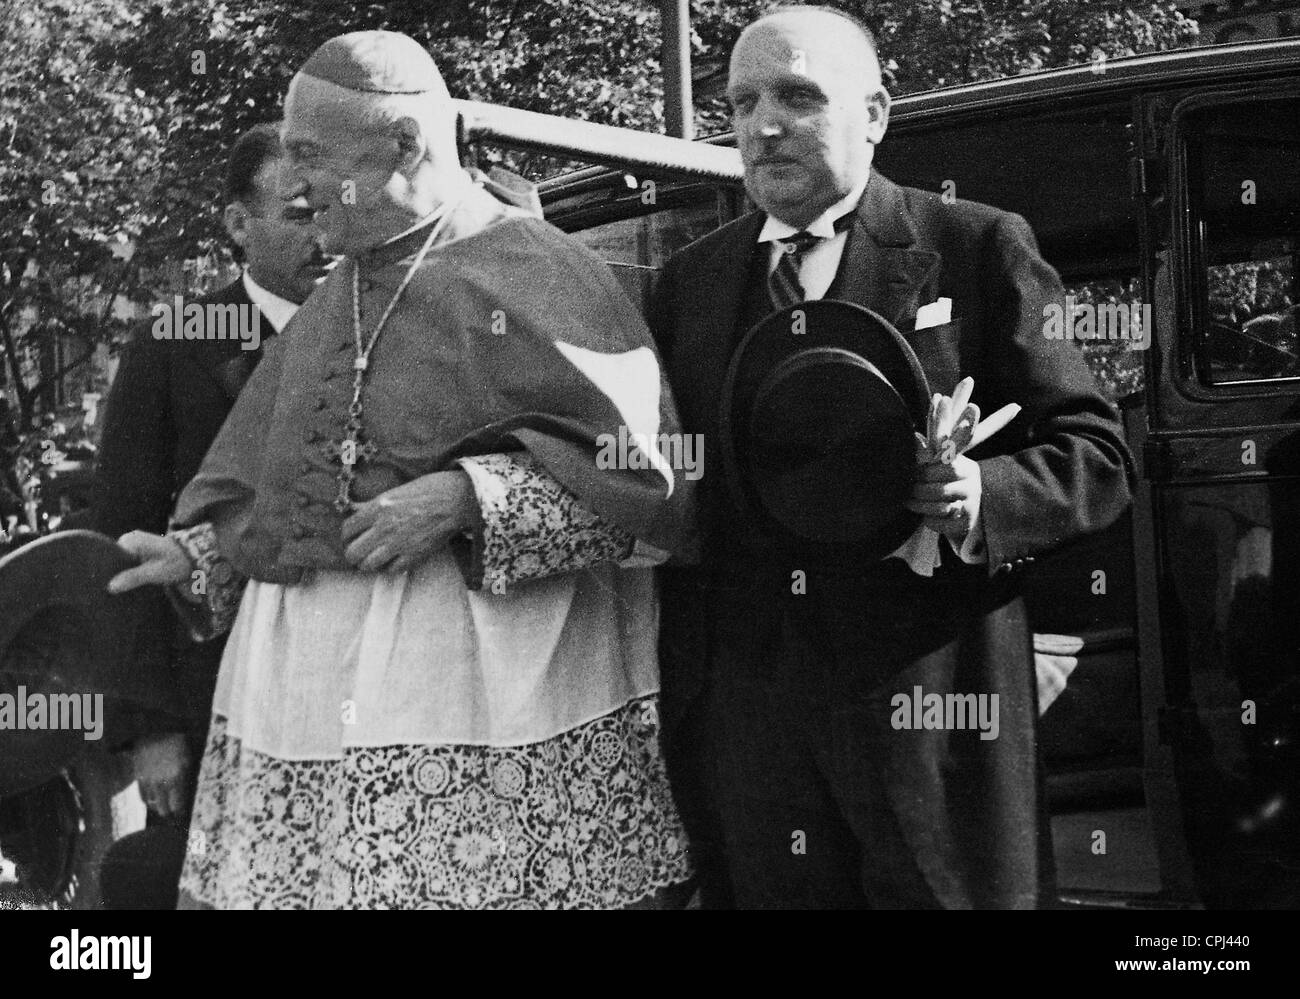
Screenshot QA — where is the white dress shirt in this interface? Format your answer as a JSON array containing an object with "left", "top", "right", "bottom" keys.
[
  {"left": 755, "top": 171, "right": 987, "bottom": 572},
  {"left": 759, "top": 176, "right": 869, "bottom": 301},
  {"left": 242, "top": 270, "right": 299, "bottom": 335}
]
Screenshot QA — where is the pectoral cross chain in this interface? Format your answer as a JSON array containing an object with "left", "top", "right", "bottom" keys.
[
  {"left": 326, "top": 431, "right": 378, "bottom": 513},
  {"left": 325, "top": 416, "right": 379, "bottom": 469},
  {"left": 327, "top": 207, "right": 455, "bottom": 515},
  {"left": 325, "top": 379, "right": 380, "bottom": 513}
]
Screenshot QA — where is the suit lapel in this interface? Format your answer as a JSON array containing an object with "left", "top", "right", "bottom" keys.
[
  {"left": 678, "top": 179, "right": 942, "bottom": 431},
  {"left": 182, "top": 279, "right": 266, "bottom": 402},
  {"left": 689, "top": 210, "right": 764, "bottom": 341},
  {"left": 678, "top": 211, "right": 766, "bottom": 425},
  {"left": 834, "top": 172, "right": 941, "bottom": 335}
]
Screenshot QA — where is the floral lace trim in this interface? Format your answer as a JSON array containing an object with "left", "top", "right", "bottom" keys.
[
  {"left": 179, "top": 696, "right": 692, "bottom": 909},
  {"left": 457, "top": 452, "right": 635, "bottom": 593},
  {"left": 165, "top": 521, "right": 246, "bottom": 641}
]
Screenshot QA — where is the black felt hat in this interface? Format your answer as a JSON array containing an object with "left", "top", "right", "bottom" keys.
[
  {"left": 719, "top": 300, "right": 931, "bottom": 563},
  {"left": 0, "top": 531, "right": 154, "bottom": 797}
]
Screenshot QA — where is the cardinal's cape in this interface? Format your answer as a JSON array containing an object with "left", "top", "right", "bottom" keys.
[{"left": 174, "top": 183, "right": 696, "bottom": 582}]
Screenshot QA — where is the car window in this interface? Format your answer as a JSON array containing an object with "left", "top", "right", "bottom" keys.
[
  {"left": 571, "top": 198, "right": 722, "bottom": 309},
  {"left": 1064, "top": 276, "right": 1148, "bottom": 403},
  {"left": 877, "top": 102, "right": 1146, "bottom": 404},
  {"left": 1187, "top": 95, "right": 1300, "bottom": 385},
  {"left": 876, "top": 101, "right": 1136, "bottom": 277}
]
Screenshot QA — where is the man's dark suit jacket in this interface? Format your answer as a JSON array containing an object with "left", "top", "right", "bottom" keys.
[
  {"left": 93, "top": 278, "right": 271, "bottom": 750},
  {"left": 649, "top": 171, "right": 1133, "bottom": 908}
]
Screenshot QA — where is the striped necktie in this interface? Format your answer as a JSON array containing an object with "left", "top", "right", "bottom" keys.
[
  {"left": 766, "top": 212, "right": 854, "bottom": 312},
  {"left": 767, "top": 231, "right": 821, "bottom": 312}
]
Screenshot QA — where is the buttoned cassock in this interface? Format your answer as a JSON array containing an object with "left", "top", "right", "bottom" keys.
[
  {"left": 175, "top": 186, "right": 695, "bottom": 579},
  {"left": 650, "top": 171, "right": 1133, "bottom": 908}
]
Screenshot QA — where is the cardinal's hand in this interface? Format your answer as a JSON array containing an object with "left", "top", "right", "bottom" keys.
[
  {"left": 906, "top": 452, "right": 982, "bottom": 544},
  {"left": 341, "top": 470, "right": 475, "bottom": 574},
  {"left": 107, "top": 532, "right": 193, "bottom": 593}
]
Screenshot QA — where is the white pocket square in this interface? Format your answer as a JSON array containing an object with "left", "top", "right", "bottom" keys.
[{"left": 914, "top": 297, "right": 952, "bottom": 331}]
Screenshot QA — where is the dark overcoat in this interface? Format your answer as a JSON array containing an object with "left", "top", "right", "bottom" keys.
[
  {"left": 649, "top": 171, "right": 1133, "bottom": 908},
  {"left": 92, "top": 278, "right": 268, "bottom": 748}
]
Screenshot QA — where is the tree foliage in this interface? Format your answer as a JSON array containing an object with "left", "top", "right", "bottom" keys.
[
  {"left": 692, "top": 1, "right": 1199, "bottom": 130},
  {"left": 1068, "top": 277, "right": 1148, "bottom": 402},
  {"left": 0, "top": 0, "right": 1200, "bottom": 425},
  {"left": 0, "top": 0, "right": 169, "bottom": 424}
]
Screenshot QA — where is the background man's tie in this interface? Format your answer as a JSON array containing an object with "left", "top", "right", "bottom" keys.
[{"left": 768, "top": 231, "right": 821, "bottom": 311}]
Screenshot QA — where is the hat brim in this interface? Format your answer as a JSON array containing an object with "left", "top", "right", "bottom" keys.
[
  {"left": 0, "top": 531, "right": 150, "bottom": 796},
  {"left": 720, "top": 300, "right": 931, "bottom": 562}
]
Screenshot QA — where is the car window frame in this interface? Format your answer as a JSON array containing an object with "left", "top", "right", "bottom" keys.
[{"left": 1170, "top": 80, "right": 1300, "bottom": 402}]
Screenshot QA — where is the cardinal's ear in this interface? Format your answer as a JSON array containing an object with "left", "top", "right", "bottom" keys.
[{"left": 391, "top": 116, "right": 426, "bottom": 177}]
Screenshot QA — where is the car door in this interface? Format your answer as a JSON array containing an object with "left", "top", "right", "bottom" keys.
[{"left": 1136, "top": 77, "right": 1300, "bottom": 909}]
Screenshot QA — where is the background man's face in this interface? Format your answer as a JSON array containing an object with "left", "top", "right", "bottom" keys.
[
  {"left": 232, "top": 157, "right": 331, "bottom": 304},
  {"left": 279, "top": 80, "right": 403, "bottom": 256},
  {"left": 728, "top": 16, "right": 886, "bottom": 227}
]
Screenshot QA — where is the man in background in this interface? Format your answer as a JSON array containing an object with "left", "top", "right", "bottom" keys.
[{"left": 92, "top": 122, "right": 331, "bottom": 906}]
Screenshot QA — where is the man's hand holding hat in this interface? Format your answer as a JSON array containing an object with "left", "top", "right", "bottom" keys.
[
  {"left": 908, "top": 377, "right": 982, "bottom": 544},
  {"left": 905, "top": 376, "right": 1020, "bottom": 549},
  {"left": 911, "top": 453, "right": 982, "bottom": 544}
]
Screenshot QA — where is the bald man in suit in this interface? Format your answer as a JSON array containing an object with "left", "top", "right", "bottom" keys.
[{"left": 650, "top": 6, "right": 1132, "bottom": 908}]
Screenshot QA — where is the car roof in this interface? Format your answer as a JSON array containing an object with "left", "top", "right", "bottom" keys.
[
  {"left": 889, "top": 36, "right": 1300, "bottom": 121},
  {"left": 506, "top": 37, "right": 1300, "bottom": 197}
]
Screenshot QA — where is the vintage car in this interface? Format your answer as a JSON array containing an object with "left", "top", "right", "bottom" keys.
[
  {"left": 456, "top": 36, "right": 1300, "bottom": 909},
  {"left": 2, "top": 36, "right": 1295, "bottom": 911}
]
